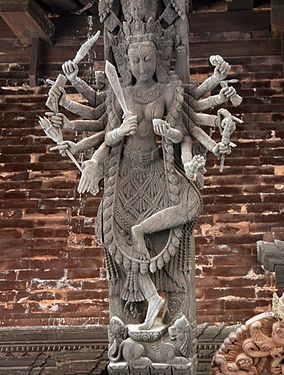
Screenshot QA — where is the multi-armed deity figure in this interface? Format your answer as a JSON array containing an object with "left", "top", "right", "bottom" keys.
[{"left": 40, "top": 0, "right": 243, "bottom": 373}]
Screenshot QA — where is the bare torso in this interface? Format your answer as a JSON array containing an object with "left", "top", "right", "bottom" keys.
[{"left": 123, "top": 85, "right": 166, "bottom": 153}]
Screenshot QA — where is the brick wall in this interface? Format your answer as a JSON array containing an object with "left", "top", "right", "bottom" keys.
[{"left": 0, "top": 9, "right": 283, "bottom": 328}]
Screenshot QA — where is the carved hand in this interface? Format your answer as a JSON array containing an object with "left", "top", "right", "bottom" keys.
[
  {"left": 50, "top": 140, "right": 77, "bottom": 156},
  {"left": 153, "top": 119, "right": 171, "bottom": 137},
  {"left": 77, "top": 160, "right": 101, "bottom": 195},
  {"left": 217, "top": 108, "right": 232, "bottom": 119},
  {"left": 118, "top": 115, "right": 137, "bottom": 137},
  {"left": 184, "top": 155, "right": 206, "bottom": 181},
  {"left": 62, "top": 60, "right": 79, "bottom": 84},
  {"left": 212, "top": 142, "right": 231, "bottom": 157},
  {"left": 218, "top": 86, "right": 236, "bottom": 103},
  {"left": 48, "top": 85, "right": 68, "bottom": 108},
  {"left": 46, "top": 112, "right": 72, "bottom": 130},
  {"left": 153, "top": 119, "right": 183, "bottom": 143},
  {"left": 213, "top": 58, "right": 231, "bottom": 81}
]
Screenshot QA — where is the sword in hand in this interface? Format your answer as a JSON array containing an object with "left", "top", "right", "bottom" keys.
[{"left": 105, "top": 61, "right": 136, "bottom": 135}]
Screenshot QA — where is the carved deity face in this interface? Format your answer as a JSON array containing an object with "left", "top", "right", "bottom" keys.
[{"left": 128, "top": 41, "right": 157, "bottom": 84}]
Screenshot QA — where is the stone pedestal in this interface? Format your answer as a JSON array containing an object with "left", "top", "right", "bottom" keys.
[
  {"left": 108, "top": 362, "right": 193, "bottom": 375},
  {"left": 107, "top": 315, "right": 194, "bottom": 375}
]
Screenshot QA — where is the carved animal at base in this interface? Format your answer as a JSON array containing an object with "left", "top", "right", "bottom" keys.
[{"left": 108, "top": 315, "right": 192, "bottom": 366}]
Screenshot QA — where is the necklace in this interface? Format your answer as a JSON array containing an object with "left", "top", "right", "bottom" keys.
[{"left": 130, "top": 83, "right": 164, "bottom": 105}]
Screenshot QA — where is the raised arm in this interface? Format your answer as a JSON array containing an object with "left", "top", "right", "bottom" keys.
[
  {"left": 194, "top": 56, "right": 231, "bottom": 99},
  {"left": 105, "top": 115, "right": 137, "bottom": 147},
  {"left": 62, "top": 60, "right": 97, "bottom": 106},
  {"left": 48, "top": 112, "right": 107, "bottom": 133},
  {"left": 190, "top": 124, "right": 232, "bottom": 157},
  {"left": 190, "top": 87, "right": 237, "bottom": 112},
  {"left": 48, "top": 85, "right": 106, "bottom": 120}
]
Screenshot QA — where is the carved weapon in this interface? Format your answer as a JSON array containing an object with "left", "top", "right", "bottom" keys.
[
  {"left": 75, "top": 1, "right": 94, "bottom": 15},
  {"left": 219, "top": 117, "right": 235, "bottom": 172},
  {"left": 105, "top": 61, "right": 133, "bottom": 119},
  {"left": 46, "top": 31, "right": 100, "bottom": 112},
  {"left": 209, "top": 55, "right": 242, "bottom": 107},
  {"left": 220, "top": 80, "right": 243, "bottom": 107},
  {"left": 39, "top": 117, "right": 103, "bottom": 196},
  {"left": 218, "top": 110, "right": 242, "bottom": 172},
  {"left": 39, "top": 116, "right": 82, "bottom": 172}
]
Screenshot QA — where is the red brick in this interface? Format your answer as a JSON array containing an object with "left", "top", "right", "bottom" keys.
[
  {"left": 68, "top": 268, "right": 101, "bottom": 280},
  {"left": 17, "top": 269, "right": 65, "bottom": 281}
]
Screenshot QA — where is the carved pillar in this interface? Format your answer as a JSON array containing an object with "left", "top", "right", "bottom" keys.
[{"left": 41, "top": 2, "right": 243, "bottom": 374}]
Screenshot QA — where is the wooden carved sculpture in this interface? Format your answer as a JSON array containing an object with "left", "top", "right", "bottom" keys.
[
  {"left": 211, "top": 293, "right": 284, "bottom": 375},
  {"left": 40, "top": 1, "right": 243, "bottom": 373}
]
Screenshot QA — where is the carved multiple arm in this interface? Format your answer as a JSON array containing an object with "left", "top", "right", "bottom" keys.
[
  {"left": 49, "top": 53, "right": 241, "bottom": 192},
  {"left": 48, "top": 112, "right": 107, "bottom": 133},
  {"left": 47, "top": 60, "right": 106, "bottom": 130},
  {"left": 105, "top": 115, "right": 137, "bottom": 147},
  {"left": 188, "top": 86, "right": 237, "bottom": 112},
  {"left": 194, "top": 56, "right": 231, "bottom": 99}
]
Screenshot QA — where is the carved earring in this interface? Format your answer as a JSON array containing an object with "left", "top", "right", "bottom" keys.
[
  {"left": 156, "top": 63, "right": 169, "bottom": 83},
  {"left": 122, "top": 63, "right": 133, "bottom": 86}
]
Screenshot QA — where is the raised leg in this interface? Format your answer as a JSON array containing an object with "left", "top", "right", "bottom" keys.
[{"left": 131, "top": 200, "right": 200, "bottom": 253}]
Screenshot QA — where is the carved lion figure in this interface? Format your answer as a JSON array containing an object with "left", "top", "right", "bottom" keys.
[
  {"left": 168, "top": 315, "right": 192, "bottom": 358},
  {"left": 107, "top": 315, "right": 192, "bottom": 365}
]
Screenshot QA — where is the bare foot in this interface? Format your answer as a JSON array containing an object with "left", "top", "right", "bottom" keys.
[
  {"left": 131, "top": 225, "right": 150, "bottom": 261},
  {"left": 138, "top": 296, "right": 164, "bottom": 330}
]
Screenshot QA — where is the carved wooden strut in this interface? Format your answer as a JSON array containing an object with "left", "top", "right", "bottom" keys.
[{"left": 40, "top": 1, "right": 243, "bottom": 374}]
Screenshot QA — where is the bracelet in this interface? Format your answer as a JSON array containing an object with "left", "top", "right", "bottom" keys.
[
  {"left": 70, "top": 77, "right": 80, "bottom": 85},
  {"left": 213, "top": 95, "right": 223, "bottom": 106},
  {"left": 115, "top": 128, "right": 123, "bottom": 140},
  {"left": 211, "top": 75, "right": 219, "bottom": 85},
  {"left": 205, "top": 139, "right": 216, "bottom": 152}
]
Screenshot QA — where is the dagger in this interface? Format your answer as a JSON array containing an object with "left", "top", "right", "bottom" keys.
[{"left": 46, "top": 31, "right": 101, "bottom": 113}]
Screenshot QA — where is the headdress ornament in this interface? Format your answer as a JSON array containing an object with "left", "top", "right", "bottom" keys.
[
  {"left": 110, "top": 16, "right": 175, "bottom": 84},
  {"left": 123, "top": 17, "right": 163, "bottom": 47}
]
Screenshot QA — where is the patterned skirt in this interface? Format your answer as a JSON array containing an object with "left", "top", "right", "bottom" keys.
[{"left": 114, "top": 146, "right": 169, "bottom": 237}]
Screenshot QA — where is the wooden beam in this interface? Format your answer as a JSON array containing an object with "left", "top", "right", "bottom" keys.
[
  {"left": 0, "top": 0, "right": 55, "bottom": 46},
  {"left": 37, "top": 0, "right": 81, "bottom": 15},
  {"left": 189, "top": 10, "right": 270, "bottom": 33},
  {"left": 281, "top": 35, "right": 284, "bottom": 71},
  {"left": 227, "top": 0, "right": 254, "bottom": 11},
  {"left": 271, "top": 0, "right": 284, "bottom": 36},
  {"left": 29, "top": 37, "right": 41, "bottom": 86}
]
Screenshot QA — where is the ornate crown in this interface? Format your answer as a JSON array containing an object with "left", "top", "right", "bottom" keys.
[
  {"left": 110, "top": 16, "right": 175, "bottom": 84},
  {"left": 123, "top": 17, "right": 163, "bottom": 47},
  {"left": 272, "top": 292, "right": 284, "bottom": 321}
]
